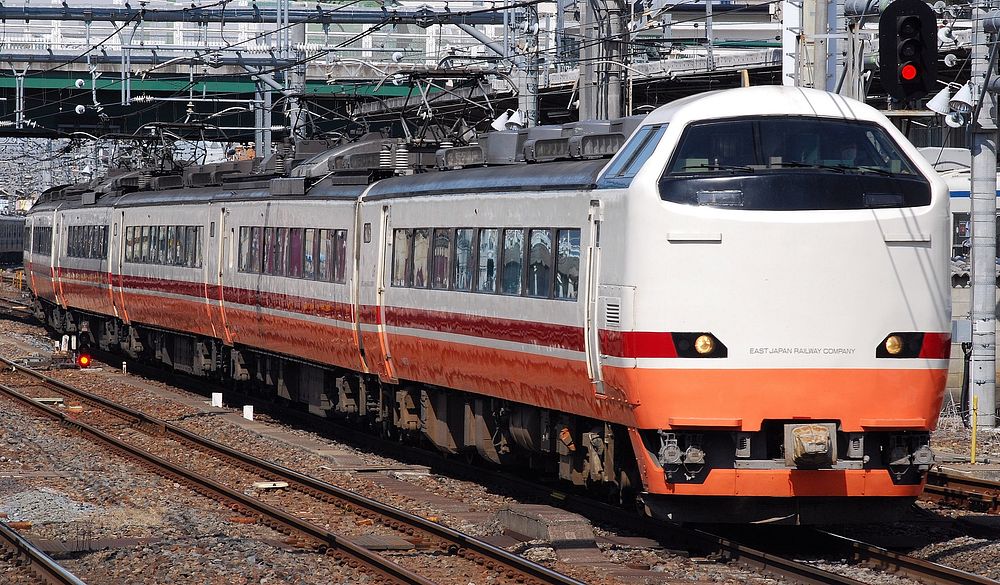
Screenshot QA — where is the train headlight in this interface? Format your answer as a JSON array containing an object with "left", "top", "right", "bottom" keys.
[
  {"left": 694, "top": 335, "right": 715, "bottom": 355},
  {"left": 884, "top": 335, "right": 904, "bottom": 355}
]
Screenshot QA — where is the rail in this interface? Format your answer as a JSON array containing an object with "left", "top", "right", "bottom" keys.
[
  {"left": 0, "top": 356, "right": 586, "bottom": 585},
  {"left": 923, "top": 469, "right": 1000, "bottom": 514},
  {"left": 0, "top": 519, "right": 88, "bottom": 585}
]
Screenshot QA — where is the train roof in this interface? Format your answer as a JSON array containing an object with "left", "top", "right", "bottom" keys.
[
  {"left": 642, "top": 86, "right": 888, "bottom": 126},
  {"left": 365, "top": 159, "right": 607, "bottom": 200}
]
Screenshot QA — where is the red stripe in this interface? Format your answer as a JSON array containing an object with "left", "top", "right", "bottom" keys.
[
  {"left": 600, "top": 330, "right": 678, "bottom": 359},
  {"left": 919, "top": 332, "right": 951, "bottom": 359},
  {"left": 384, "top": 306, "right": 584, "bottom": 352}
]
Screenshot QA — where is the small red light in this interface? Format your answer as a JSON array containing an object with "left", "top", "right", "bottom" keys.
[
  {"left": 77, "top": 355, "right": 91, "bottom": 368},
  {"left": 900, "top": 63, "right": 918, "bottom": 81}
]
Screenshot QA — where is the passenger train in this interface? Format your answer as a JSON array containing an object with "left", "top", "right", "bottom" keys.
[
  {"left": 0, "top": 215, "right": 24, "bottom": 265},
  {"left": 23, "top": 86, "right": 951, "bottom": 524}
]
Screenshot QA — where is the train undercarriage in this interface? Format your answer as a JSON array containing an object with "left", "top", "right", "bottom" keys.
[{"left": 33, "top": 298, "right": 643, "bottom": 506}]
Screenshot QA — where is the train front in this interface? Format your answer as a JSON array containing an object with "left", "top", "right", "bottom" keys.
[{"left": 600, "top": 86, "right": 951, "bottom": 524}]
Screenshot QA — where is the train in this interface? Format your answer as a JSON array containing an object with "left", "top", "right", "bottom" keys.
[
  {"left": 23, "top": 86, "right": 951, "bottom": 524},
  {"left": 0, "top": 215, "right": 24, "bottom": 266}
]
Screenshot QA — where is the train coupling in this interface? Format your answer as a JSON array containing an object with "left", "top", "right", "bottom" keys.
[{"left": 784, "top": 423, "right": 837, "bottom": 468}]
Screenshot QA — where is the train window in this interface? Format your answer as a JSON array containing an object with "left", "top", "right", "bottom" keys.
[
  {"left": 391, "top": 229, "right": 412, "bottom": 287},
  {"left": 599, "top": 124, "right": 668, "bottom": 187},
  {"left": 318, "top": 229, "right": 333, "bottom": 281},
  {"left": 196, "top": 226, "right": 204, "bottom": 268},
  {"left": 125, "top": 227, "right": 133, "bottom": 261},
  {"left": 431, "top": 228, "right": 451, "bottom": 290},
  {"left": 527, "top": 229, "right": 553, "bottom": 298},
  {"left": 186, "top": 227, "right": 194, "bottom": 267},
  {"left": 303, "top": 228, "right": 316, "bottom": 279},
  {"left": 173, "top": 226, "right": 185, "bottom": 266},
  {"left": 555, "top": 229, "right": 581, "bottom": 300},
  {"left": 661, "top": 117, "right": 927, "bottom": 210},
  {"left": 264, "top": 228, "right": 276, "bottom": 274},
  {"left": 412, "top": 229, "right": 430, "bottom": 288},
  {"left": 476, "top": 228, "right": 498, "bottom": 293},
  {"left": 166, "top": 226, "right": 176, "bottom": 266},
  {"left": 288, "top": 228, "right": 304, "bottom": 278},
  {"left": 333, "top": 229, "right": 348, "bottom": 284},
  {"left": 238, "top": 227, "right": 250, "bottom": 272},
  {"left": 150, "top": 226, "right": 161, "bottom": 264},
  {"left": 100, "top": 226, "right": 108, "bottom": 257},
  {"left": 249, "top": 227, "right": 262, "bottom": 273},
  {"left": 158, "top": 227, "right": 168, "bottom": 264},
  {"left": 140, "top": 226, "right": 151, "bottom": 263},
  {"left": 273, "top": 228, "right": 287, "bottom": 276},
  {"left": 501, "top": 229, "right": 524, "bottom": 296},
  {"left": 453, "top": 228, "right": 475, "bottom": 291}
]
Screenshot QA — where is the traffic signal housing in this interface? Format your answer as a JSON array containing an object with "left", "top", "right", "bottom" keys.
[{"left": 879, "top": 0, "right": 938, "bottom": 101}]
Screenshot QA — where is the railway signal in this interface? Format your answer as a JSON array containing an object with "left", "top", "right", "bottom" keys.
[
  {"left": 75, "top": 353, "right": 92, "bottom": 368},
  {"left": 879, "top": 0, "right": 938, "bottom": 102}
]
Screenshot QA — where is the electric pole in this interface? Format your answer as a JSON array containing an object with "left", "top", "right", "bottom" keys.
[{"left": 973, "top": 6, "right": 998, "bottom": 427}]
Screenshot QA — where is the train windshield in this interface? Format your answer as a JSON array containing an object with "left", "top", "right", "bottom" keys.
[{"left": 659, "top": 116, "right": 930, "bottom": 210}]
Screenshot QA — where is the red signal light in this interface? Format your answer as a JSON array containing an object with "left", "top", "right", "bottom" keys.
[
  {"left": 900, "top": 63, "right": 918, "bottom": 81},
  {"left": 76, "top": 354, "right": 91, "bottom": 368}
]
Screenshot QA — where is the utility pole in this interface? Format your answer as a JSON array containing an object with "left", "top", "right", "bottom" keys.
[
  {"left": 972, "top": 7, "right": 998, "bottom": 427},
  {"left": 578, "top": 0, "right": 598, "bottom": 120},
  {"left": 606, "top": 0, "right": 623, "bottom": 118}
]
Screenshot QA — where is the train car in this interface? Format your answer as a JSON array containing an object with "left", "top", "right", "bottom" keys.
[
  {"left": 24, "top": 86, "right": 951, "bottom": 524},
  {"left": 0, "top": 215, "right": 25, "bottom": 266}
]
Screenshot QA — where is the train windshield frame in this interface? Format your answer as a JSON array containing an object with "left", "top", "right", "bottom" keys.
[{"left": 659, "top": 116, "right": 931, "bottom": 210}]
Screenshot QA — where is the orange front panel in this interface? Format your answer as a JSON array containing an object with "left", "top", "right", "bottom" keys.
[
  {"left": 605, "top": 367, "right": 947, "bottom": 432},
  {"left": 628, "top": 428, "right": 923, "bottom": 497}
]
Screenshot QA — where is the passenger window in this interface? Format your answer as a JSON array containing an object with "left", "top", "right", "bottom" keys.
[
  {"left": 412, "top": 229, "right": 430, "bottom": 288},
  {"left": 250, "top": 227, "right": 262, "bottom": 273},
  {"left": 303, "top": 228, "right": 316, "bottom": 279},
  {"left": 453, "top": 228, "right": 475, "bottom": 291},
  {"left": 391, "top": 229, "right": 412, "bottom": 287},
  {"left": 319, "top": 229, "right": 333, "bottom": 281},
  {"left": 125, "top": 227, "right": 133, "bottom": 262},
  {"left": 264, "top": 228, "right": 276, "bottom": 274},
  {"left": 527, "top": 229, "right": 553, "bottom": 298},
  {"left": 140, "top": 226, "right": 150, "bottom": 263},
  {"left": 476, "top": 228, "right": 498, "bottom": 293},
  {"left": 238, "top": 227, "right": 249, "bottom": 272},
  {"left": 333, "top": 229, "right": 348, "bottom": 283},
  {"left": 288, "top": 228, "right": 304, "bottom": 278},
  {"left": 431, "top": 228, "right": 451, "bottom": 289},
  {"left": 173, "top": 226, "right": 185, "bottom": 266},
  {"left": 555, "top": 229, "right": 581, "bottom": 300},
  {"left": 186, "top": 227, "right": 198, "bottom": 268},
  {"left": 158, "top": 226, "right": 169, "bottom": 264},
  {"left": 275, "top": 227, "right": 288, "bottom": 276},
  {"left": 501, "top": 229, "right": 524, "bottom": 295}
]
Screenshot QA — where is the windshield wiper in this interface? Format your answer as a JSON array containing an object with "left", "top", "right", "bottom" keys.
[
  {"left": 680, "top": 163, "right": 755, "bottom": 173},
  {"left": 852, "top": 165, "right": 899, "bottom": 177},
  {"left": 767, "top": 161, "right": 847, "bottom": 173}
]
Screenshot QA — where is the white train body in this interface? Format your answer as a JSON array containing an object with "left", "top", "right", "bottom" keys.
[{"left": 24, "top": 86, "right": 952, "bottom": 523}]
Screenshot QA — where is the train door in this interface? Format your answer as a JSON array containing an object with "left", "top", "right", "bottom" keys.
[
  {"left": 113, "top": 210, "right": 131, "bottom": 324},
  {"left": 374, "top": 204, "right": 398, "bottom": 382},
  {"left": 354, "top": 197, "right": 392, "bottom": 380},
  {"left": 102, "top": 210, "right": 119, "bottom": 317},
  {"left": 206, "top": 204, "right": 237, "bottom": 345},
  {"left": 584, "top": 200, "right": 604, "bottom": 394},
  {"left": 351, "top": 200, "right": 370, "bottom": 373},
  {"left": 52, "top": 210, "right": 66, "bottom": 309},
  {"left": 208, "top": 203, "right": 233, "bottom": 344}
]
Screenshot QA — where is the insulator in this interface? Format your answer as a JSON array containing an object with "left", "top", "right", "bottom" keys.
[
  {"left": 379, "top": 144, "right": 393, "bottom": 168},
  {"left": 395, "top": 145, "right": 409, "bottom": 174}
]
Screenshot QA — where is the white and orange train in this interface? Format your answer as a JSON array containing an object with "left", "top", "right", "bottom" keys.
[{"left": 24, "top": 86, "right": 951, "bottom": 524}]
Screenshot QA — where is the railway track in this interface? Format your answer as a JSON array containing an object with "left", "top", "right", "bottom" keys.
[
  {"left": 0, "top": 312, "right": 993, "bottom": 585},
  {"left": 0, "top": 356, "right": 585, "bottom": 585},
  {"left": 923, "top": 470, "right": 1000, "bottom": 514},
  {"left": 0, "top": 519, "right": 87, "bottom": 585}
]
